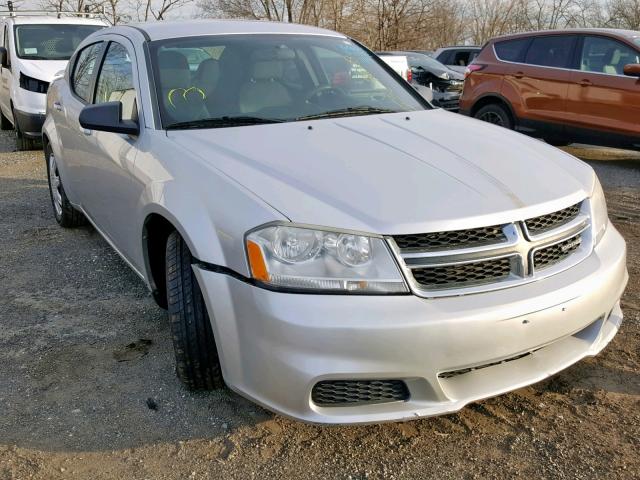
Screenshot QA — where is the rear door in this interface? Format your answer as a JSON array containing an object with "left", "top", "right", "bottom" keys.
[
  {"left": 59, "top": 40, "right": 104, "bottom": 202},
  {"left": 566, "top": 35, "right": 640, "bottom": 138},
  {"left": 505, "top": 34, "right": 577, "bottom": 127}
]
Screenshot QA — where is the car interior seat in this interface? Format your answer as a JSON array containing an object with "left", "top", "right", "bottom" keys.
[
  {"left": 238, "top": 50, "right": 293, "bottom": 114},
  {"left": 194, "top": 58, "right": 221, "bottom": 101},
  {"left": 158, "top": 50, "right": 207, "bottom": 123}
]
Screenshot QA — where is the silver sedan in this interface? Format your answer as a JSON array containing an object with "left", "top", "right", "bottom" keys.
[{"left": 43, "top": 20, "right": 627, "bottom": 424}]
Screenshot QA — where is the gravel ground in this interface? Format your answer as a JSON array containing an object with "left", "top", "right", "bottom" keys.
[{"left": 0, "top": 132, "right": 638, "bottom": 479}]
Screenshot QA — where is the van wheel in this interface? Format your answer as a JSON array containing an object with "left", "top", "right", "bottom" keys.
[
  {"left": 474, "top": 103, "right": 514, "bottom": 129},
  {"left": 166, "top": 231, "right": 224, "bottom": 390},
  {"left": 45, "top": 144, "right": 86, "bottom": 228},
  {"left": 0, "top": 111, "right": 11, "bottom": 130},
  {"left": 14, "top": 113, "right": 39, "bottom": 151}
]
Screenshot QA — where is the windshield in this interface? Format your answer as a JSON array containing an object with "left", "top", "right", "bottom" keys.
[
  {"left": 150, "top": 34, "right": 427, "bottom": 129},
  {"left": 406, "top": 53, "right": 449, "bottom": 71},
  {"left": 14, "top": 24, "right": 103, "bottom": 60}
]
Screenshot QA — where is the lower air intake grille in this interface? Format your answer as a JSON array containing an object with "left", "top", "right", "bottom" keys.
[
  {"left": 312, "top": 380, "right": 409, "bottom": 406},
  {"left": 533, "top": 235, "right": 582, "bottom": 271},
  {"left": 392, "top": 225, "right": 506, "bottom": 251},
  {"left": 411, "top": 257, "right": 512, "bottom": 289},
  {"left": 525, "top": 203, "right": 581, "bottom": 235}
]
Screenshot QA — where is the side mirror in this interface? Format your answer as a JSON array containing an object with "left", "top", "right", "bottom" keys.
[
  {"left": 79, "top": 101, "right": 139, "bottom": 135},
  {"left": 0, "top": 47, "right": 8, "bottom": 68},
  {"left": 623, "top": 63, "right": 640, "bottom": 77}
]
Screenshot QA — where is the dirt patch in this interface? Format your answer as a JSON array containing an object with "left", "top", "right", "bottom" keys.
[{"left": 0, "top": 132, "right": 638, "bottom": 479}]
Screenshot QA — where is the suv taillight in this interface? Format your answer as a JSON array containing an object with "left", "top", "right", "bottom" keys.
[{"left": 465, "top": 64, "right": 485, "bottom": 79}]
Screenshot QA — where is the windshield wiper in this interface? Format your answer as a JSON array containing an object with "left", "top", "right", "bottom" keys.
[
  {"left": 296, "top": 106, "right": 396, "bottom": 121},
  {"left": 166, "top": 116, "right": 284, "bottom": 130}
]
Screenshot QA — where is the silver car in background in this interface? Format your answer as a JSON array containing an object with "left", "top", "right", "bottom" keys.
[{"left": 43, "top": 20, "right": 627, "bottom": 424}]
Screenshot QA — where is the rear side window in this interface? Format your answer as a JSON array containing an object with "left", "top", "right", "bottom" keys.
[
  {"left": 524, "top": 36, "right": 576, "bottom": 68},
  {"left": 494, "top": 38, "right": 530, "bottom": 62},
  {"left": 72, "top": 42, "right": 102, "bottom": 102},
  {"left": 580, "top": 36, "right": 640, "bottom": 75}
]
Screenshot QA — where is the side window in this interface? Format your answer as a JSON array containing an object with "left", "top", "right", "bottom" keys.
[
  {"left": 72, "top": 42, "right": 102, "bottom": 102},
  {"left": 94, "top": 42, "right": 136, "bottom": 121},
  {"left": 436, "top": 50, "right": 452, "bottom": 65},
  {"left": 580, "top": 36, "right": 640, "bottom": 75},
  {"left": 495, "top": 38, "right": 530, "bottom": 62},
  {"left": 524, "top": 36, "right": 576, "bottom": 68}
]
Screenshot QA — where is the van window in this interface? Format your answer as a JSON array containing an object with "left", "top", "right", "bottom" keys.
[
  {"left": 72, "top": 42, "right": 103, "bottom": 102},
  {"left": 95, "top": 42, "right": 137, "bottom": 121},
  {"left": 494, "top": 38, "right": 530, "bottom": 62},
  {"left": 524, "top": 36, "right": 576, "bottom": 68},
  {"left": 14, "top": 24, "right": 103, "bottom": 60},
  {"left": 580, "top": 36, "right": 640, "bottom": 75}
]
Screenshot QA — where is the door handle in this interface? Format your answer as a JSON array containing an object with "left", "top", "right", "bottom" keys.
[
  {"left": 53, "top": 101, "right": 63, "bottom": 111},
  {"left": 579, "top": 79, "right": 592, "bottom": 87},
  {"left": 514, "top": 71, "right": 525, "bottom": 79}
]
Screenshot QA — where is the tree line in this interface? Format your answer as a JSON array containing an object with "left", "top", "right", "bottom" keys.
[{"left": 25, "top": 0, "right": 640, "bottom": 50}]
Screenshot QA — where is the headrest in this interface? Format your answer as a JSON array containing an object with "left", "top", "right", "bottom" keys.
[
  {"left": 195, "top": 58, "right": 220, "bottom": 85},
  {"left": 251, "top": 61, "right": 283, "bottom": 81},
  {"left": 157, "top": 50, "right": 190, "bottom": 89},
  {"left": 251, "top": 46, "right": 296, "bottom": 62}
]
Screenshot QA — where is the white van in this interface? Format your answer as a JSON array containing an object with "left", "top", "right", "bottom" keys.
[
  {"left": 377, "top": 54, "right": 412, "bottom": 83},
  {"left": 0, "top": 12, "right": 105, "bottom": 149}
]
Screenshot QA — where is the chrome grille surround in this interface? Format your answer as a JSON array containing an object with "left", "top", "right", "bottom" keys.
[{"left": 388, "top": 201, "right": 592, "bottom": 298}]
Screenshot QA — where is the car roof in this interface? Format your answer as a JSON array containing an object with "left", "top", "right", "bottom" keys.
[
  {"left": 132, "top": 19, "right": 346, "bottom": 41},
  {"left": 492, "top": 27, "right": 640, "bottom": 42},
  {"left": 435, "top": 46, "right": 480, "bottom": 51},
  {"left": 2, "top": 15, "right": 106, "bottom": 26}
]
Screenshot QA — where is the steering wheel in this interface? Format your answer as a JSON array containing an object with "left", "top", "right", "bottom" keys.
[{"left": 304, "top": 86, "right": 346, "bottom": 104}]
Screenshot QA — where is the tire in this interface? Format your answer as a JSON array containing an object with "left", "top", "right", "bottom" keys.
[
  {"left": 0, "top": 110, "right": 12, "bottom": 130},
  {"left": 45, "top": 143, "right": 86, "bottom": 228},
  {"left": 166, "top": 231, "right": 224, "bottom": 390},
  {"left": 544, "top": 137, "right": 570, "bottom": 147},
  {"left": 474, "top": 103, "right": 514, "bottom": 130},
  {"left": 14, "top": 109, "right": 39, "bottom": 151}
]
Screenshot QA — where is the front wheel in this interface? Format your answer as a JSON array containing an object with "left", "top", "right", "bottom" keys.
[
  {"left": 166, "top": 231, "right": 224, "bottom": 390},
  {"left": 14, "top": 110, "right": 39, "bottom": 151},
  {"left": 474, "top": 103, "right": 514, "bottom": 130}
]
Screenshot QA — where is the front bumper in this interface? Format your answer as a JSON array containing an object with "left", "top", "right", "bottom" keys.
[
  {"left": 14, "top": 109, "right": 45, "bottom": 138},
  {"left": 194, "top": 224, "right": 627, "bottom": 424}
]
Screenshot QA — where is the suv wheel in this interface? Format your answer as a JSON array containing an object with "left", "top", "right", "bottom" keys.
[
  {"left": 474, "top": 103, "right": 514, "bottom": 129},
  {"left": 166, "top": 231, "right": 224, "bottom": 390},
  {"left": 45, "top": 144, "right": 87, "bottom": 228}
]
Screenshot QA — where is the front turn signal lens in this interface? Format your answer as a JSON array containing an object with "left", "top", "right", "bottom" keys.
[{"left": 247, "top": 240, "right": 270, "bottom": 282}]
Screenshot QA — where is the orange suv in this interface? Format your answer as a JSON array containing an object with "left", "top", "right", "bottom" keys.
[{"left": 460, "top": 29, "right": 640, "bottom": 149}]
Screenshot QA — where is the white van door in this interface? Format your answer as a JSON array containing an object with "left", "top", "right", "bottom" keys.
[{"left": 0, "top": 24, "right": 12, "bottom": 120}]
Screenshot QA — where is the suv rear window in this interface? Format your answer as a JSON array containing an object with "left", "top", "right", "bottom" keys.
[
  {"left": 524, "top": 36, "right": 576, "bottom": 68},
  {"left": 494, "top": 38, "right": 530, "bottom": 62}
]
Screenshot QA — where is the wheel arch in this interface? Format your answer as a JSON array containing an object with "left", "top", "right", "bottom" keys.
[{"left": 470, "top": 93, "right": 517, "bottom": 126}]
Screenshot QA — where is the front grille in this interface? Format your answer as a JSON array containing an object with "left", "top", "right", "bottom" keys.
[
  {"left": 525, "top": 203, "right": 581, "bottom": 235},
  {"left": 390, "top": 201, "right": 589, "bottom": 296},
  {"left": 411, "top": 257, "right": 512, "bottom": 289},
  {"left": 533, "top": 234, "right": 582, "bottom": 271},
  {"left": 393, "top": 225, "right": 506, "bottom": 251},
  {"left": 311, "top": 380, "right": 409, "bottom": 406}
]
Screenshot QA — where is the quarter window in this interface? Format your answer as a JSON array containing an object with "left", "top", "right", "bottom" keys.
[
  {"left": 72, "top": 42, "right": 102, "bottom": 102},
  {"left": 524, "top": 36, "right": 576, "bottom": 68},
  {"left": 580, "top": 36, "right": 640, "bottom": 75},
  {"left": 494, "top": 38, "right": 530, "bottom": 62},
  {"left": 94, "top": 42, "right": 136, "bottom": 121}
]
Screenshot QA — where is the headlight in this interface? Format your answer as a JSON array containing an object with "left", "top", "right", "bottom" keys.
[
  {"left": 246, "top": 224, "right": 408, "bottom": 293},
  {"left": 438, "top": 72, "right": 450, "bottom": 80},
  {"left": 590, "top": 175, "right": 608, "bottom": 245},
  {"left": 19, "top": 73, "right": 49, "bottom": 94}
]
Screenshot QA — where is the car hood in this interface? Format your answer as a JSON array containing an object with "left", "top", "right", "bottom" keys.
[
  {"left": 18, "top": 59, "right": 68, "bottom": 82},
  {"left": 168, "top": 110, "right": 594, "bottom": 235}
]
